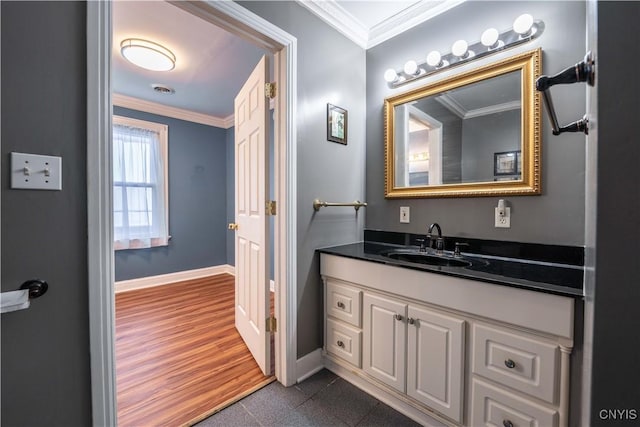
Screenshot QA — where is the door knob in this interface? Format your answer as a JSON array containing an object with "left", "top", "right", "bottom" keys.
[{"left": 228, "top": 223, "right": 238, "bottom": 230}]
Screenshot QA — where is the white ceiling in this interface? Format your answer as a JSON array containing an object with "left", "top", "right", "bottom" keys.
[{"left": 112, "top": 1, "right": 466, "bottom": 124}]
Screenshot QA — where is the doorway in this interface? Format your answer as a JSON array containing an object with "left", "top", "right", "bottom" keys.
[{"left": 87, "top": 2, "right": 298, "bottom": 425}]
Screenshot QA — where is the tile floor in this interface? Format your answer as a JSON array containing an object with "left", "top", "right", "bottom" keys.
[{"left": 195, "top": 369, "right": 422, "bottom": 427}]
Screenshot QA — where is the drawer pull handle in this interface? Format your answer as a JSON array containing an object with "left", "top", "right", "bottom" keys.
[
  {"left": 503, "top": 420, "right": 513, "bottom": 427},
  {"left": 337, "top": 301, "right": 345, "bottom": 309},
  {"left": 504, "top": 359, "right": 516, "bottom": 369},
  {"left": 337, "top": 340, "right": 344, "bottom": 348},
  {"left": 394, "top": 314, "right": 403, "bottom": 321}
]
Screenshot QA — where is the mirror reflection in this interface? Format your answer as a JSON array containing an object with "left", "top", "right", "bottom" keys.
[{"left": 385, "top": 49, "right": 541, "bottom": 198}]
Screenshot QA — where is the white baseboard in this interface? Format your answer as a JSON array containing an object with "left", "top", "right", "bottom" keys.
[
  {"left": 270, "top": 280, "right": 275, "bottom": 293},
  {"left": 115, "top": 264, "right": 235, "bottom": 293},
  {"left": 296, "top": 348, "right": 324, "bottom": 383}
]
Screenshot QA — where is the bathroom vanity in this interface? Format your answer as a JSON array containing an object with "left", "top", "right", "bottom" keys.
[{"left": 319, "top": 233, "right": 582, "bottom": 427}]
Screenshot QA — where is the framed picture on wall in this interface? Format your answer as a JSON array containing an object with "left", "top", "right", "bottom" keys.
[
  {"left": 327, "top": 103, "right": 348, "bottom": 145},
  {"left": 494, "top": 150, "right": 520, "bottom": 176}
]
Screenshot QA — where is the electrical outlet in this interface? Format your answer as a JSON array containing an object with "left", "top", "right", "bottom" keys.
[
  {"left": 495, "top": 207, "right": 511, "bottom": 228},
  {"left": 11, "top": 152, "right": 62, "bottom": 190},
  {"left": 400, "top": 206, "right": 410, "bottom": 223}
]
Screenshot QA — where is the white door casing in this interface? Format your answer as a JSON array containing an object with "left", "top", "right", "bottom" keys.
[{"left": 234, "top": 55, "right": 271, "bottom": 376}]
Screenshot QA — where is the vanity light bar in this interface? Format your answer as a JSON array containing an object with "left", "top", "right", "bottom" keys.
[{"left": 384, "top": 14, "right": 545, "bottom": 88}]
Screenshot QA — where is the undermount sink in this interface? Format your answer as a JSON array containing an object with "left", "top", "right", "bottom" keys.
[{"left": 381, "top": 250, "right": 472, "bottom": 268}]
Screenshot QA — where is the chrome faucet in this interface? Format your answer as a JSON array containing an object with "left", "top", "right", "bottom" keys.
[{"left": 427, "top": 223, "right": 444, "bottom": 253}]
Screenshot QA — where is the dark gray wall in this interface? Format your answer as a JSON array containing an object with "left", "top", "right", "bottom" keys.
[
  {"left": 113, "top": 107, "right": 228, "bottom": 281},
  {"left": 588, "top": 2, "right": 640, "bottom": 425},
  {"left": 462, "top": 110, "right": 521, "bottom": 182},
  {"left": 366, "top": 1, "right": 586, "bottom": 245},
  {"left": 240, "top": 1, "right": 366, "bottom": 357},
  {"left": 1, "top": 2, "right": 92, "bottom": 426}
]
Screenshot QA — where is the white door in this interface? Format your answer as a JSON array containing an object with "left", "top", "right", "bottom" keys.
[
  {"left": 363, "top": 292, "right": 407, "bottom": 392},
  {"left": 407, "top": 304, "right": 465, "bottom": 423},
  {"left": 234, "top": 55, "right": 271, "bottom": 375}
]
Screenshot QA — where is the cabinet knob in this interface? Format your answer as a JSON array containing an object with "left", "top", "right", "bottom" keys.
[
  {"left": 337, "top": 340, "right": 344, "bottom": 348},
  {"left": 504, "top": 359, "right": 516, "bottom": 369},
  {"left": 503, "top": 420, "right": 513, "bottom": 427},
  {"left": 337, "top": 301, "right": 345, "bottom": 309},
  {"left": 408, "top": 318, "right": 415, "bottom": 325},
  {"left": 394, "top": 314, "right": 403, "bottom": 321}
]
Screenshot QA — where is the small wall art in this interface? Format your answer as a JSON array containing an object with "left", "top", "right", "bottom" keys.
[{"left": 327, "top": 103, "right": 347, "bottom": 145}]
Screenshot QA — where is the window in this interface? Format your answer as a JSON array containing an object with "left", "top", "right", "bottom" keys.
[{"left": 113, "top": 115, "right": 169, "bottom": 250}]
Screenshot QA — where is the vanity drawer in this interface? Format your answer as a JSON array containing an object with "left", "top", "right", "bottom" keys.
[
  {"left": 326, "top": 279, "right": 362, "bottom": 327},
  {"left": 471, "top": 378, "right": 559, "bottom": 427},
  {"left": 326, "top": 318, "right": 362, "bottom": 367},
  {"left": 472, "top": 323, "right": 559, "bottom": 404}
]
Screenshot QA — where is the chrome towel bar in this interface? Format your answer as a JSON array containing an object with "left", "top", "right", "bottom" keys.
[{"left": 313, "top": 199, "right": 367, "bottom": 212}]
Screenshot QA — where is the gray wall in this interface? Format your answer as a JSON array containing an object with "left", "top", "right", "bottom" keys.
[
  {"left": 366, "top": 1, "right": 586, "bottom": 245},
  {"left": 226, "top": 127, "right": 235, "bottom": 265},
  {"left": 1, "top": 2, "right": 92, "bottom": 426},
  {"left": 113, "top": 107, "right": 228, "bottom": 281},
  {"left": 588, "top": 2, "right": 640, "bottom": 425},
  {"left": 240, "top": 1, "right": 367, "bottom": 357},
  {"left": 462, "top": 110, "right": 521, "bottom": 182}
]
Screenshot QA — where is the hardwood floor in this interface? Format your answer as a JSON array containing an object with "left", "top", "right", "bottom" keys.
[{"left": 115, "top": 274, "right": 273, "bottom": 427}]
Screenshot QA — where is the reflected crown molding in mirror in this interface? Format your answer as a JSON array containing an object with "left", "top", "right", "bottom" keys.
[
  {"left": 384, "top": 48, "right": 541, "bottom": 198},
  {"left": 383, "top": 14, "right": 544, "bottom": 88}
]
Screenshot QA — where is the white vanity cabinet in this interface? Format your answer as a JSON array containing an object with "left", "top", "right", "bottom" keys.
[{"left": 321, "top": 253, "right": 575, "bottom": 427}]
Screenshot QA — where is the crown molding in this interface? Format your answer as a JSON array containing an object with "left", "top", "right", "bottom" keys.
[
  {"left": 436, "top": 93, "right": 520, "bottom": 119},
  {"left": 368, "top": 0, "right": 466, "bottom": 48},
  {"left": 297, "top": 0, "right": 368, "bottom": 48},
  {"left": 112, "top": 93, "right": 233, "bottom": 129},
  {"left": 297, "top": 0, "right": 465, "bottom": 49}
]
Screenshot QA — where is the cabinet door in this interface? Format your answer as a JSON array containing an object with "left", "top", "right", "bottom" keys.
[
  {"left": 363, "top": 292, "right": 407, "bottom": 392},
  {"left": 407, "top": 304, "right": 465, "bottom": 423}
]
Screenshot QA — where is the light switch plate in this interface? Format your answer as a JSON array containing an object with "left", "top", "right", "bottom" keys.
[
  {"left": 11, "top": 152, "right": 62, "bottom": 190},
  {"left": 495, "top": 207, "right": 511, "bottom": 228},
  {"left": 400, "top": 206, "right": 410, "bottom": 223}
]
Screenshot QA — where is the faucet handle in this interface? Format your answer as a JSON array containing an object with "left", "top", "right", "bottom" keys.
[
  {"left": 454, "top": 242, "right": 470, "bottom": 257},
  {"left": 415, "top": 238, "right": 426, "bottom": 252}
]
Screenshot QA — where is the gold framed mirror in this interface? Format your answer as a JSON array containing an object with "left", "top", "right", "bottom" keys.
[{"left": 384, "top": 48, "right": 541, "bottom": 198}]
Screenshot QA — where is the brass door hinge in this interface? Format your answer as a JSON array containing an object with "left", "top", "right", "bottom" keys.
[
  {"left": 266, "top": 316, "right": 277, "bottom": 332},
  {"left": 266, "top": 200, "right": 277, "bottom": 216},
  {"left": 265, "top": 82, "right": 276, "bottom": 99}
]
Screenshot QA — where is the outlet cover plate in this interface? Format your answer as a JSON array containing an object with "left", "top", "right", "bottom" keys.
[
  {"left": 400, "top": 206, "right": 410, "bottom": 223},
  {"left": 495, "top": 207, "right": 511, "bottom": 228},
  {"left": 11, "top": 152, "right": 62, "bottom": 190}
]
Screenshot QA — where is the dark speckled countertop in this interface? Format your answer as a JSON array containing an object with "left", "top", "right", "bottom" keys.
[{"left": 319, "top": 236, "right": 584, "bottom": 298}]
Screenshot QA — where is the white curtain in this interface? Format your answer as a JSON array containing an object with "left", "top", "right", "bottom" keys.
[{"left": 113, "top": 124, "right": 168, "bottom": 250}]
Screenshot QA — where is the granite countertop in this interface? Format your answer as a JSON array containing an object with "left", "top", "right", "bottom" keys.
[{"left": 318, "top": 241, "right": 584, "bottom": 298}]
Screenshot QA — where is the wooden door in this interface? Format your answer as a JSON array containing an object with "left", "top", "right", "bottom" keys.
[
  {"left": 407, "top": 304, "right": 465, "bottom": 422},
  {"left": 233, "top": 55, "right": 271, "bottom": 375},
  {"left": 362, "top": 292, "right": 407, "bottom": 392}
]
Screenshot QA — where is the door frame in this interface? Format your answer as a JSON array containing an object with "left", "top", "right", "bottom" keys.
[{"left": 87, "top": 2, "right": 298, "bottom": 425}]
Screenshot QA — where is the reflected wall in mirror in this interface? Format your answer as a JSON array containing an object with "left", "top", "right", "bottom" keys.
[{"left": 385, "top": 49, "right": 541, "bottom": 198}]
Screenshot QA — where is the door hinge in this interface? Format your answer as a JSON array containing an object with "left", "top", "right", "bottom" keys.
[
  {"left": 265, "top": 82, "right": 276, "bottom": 99},
  {"left": 266, "top": 200, "right": 277, "bottom": 216},
  {"left": 266, "top": 316, "right": 277, "bottom": 332}
]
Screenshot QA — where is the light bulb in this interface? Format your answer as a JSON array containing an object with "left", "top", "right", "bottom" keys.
[
  {"left": 404, "top": 60, "right": 419, "bottom": 76},
  {"left": 451, "top": 40, "right": 468, "bottom": 58},
  {"left": 513, "top": 14, "right": 534, "bottom": 35},
  {"left": 481, "top": 28, "right": 500, "bottom": 47},
  {"left": 426, "top": 50, "right": 442, "bottom": 67},
  {"left": 384, "top": 68, "right": 398, "bottom": 83}
]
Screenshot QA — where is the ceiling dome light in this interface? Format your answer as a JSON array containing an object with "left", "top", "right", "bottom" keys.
[
  {"left": 384, "top": 68, "right": 398, "bottom": 83},
  {"left": 451, "top": 40, "right": 469, "bottom": 58},
  {"left": 121, "top": 38, "right": 176, "bottom": 72},
  {"left": 513, "top": 14, "right": 534, "bottom": 36},
  {"left": 481, "top": 28, "right": 500, "bottom": 48},
  {"left": 404, "top": 60, "right": 420, "bottom": 76}
]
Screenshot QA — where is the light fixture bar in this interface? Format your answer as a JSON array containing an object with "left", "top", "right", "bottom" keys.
[{"left": 386, "top": 17, "right": 544, "bottom": 88}]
